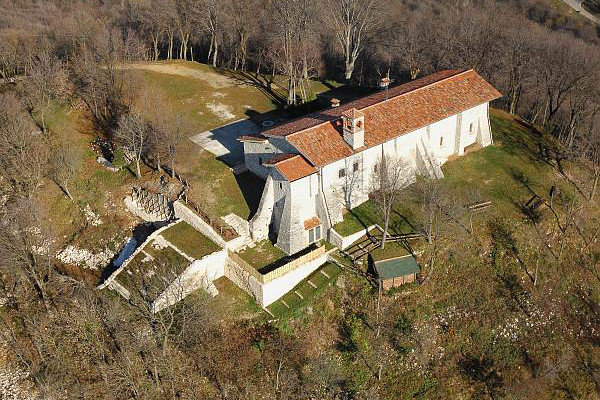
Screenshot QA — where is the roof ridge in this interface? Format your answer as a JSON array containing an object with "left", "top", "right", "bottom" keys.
[
  {"left": 283, "top": 69, "right": 469, "bottom": 142},
  {"left": 356, "top": 69, "right": 471, "bottom": 114}
]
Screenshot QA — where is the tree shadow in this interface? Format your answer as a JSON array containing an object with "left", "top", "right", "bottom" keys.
[{"left": 459, "top": 354, "right": 504, "bottom": 399}]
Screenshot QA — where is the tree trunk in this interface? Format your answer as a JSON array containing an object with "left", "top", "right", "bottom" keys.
[
  {"left": 211, "top": 39, "right": 218, "bottom": 67},
  {"left": 345, "top": 59, "right": 355, "bottom": 81},
  {"left": 381, "top": 210, "right": 390, "bottom": 249},
  {"left": 136, "top": 157, "right": 141, "bottom": 179}
]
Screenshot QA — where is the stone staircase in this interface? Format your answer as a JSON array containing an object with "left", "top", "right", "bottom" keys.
[{"left": 222, "top": 213, "right": 254, "bottom": 251}]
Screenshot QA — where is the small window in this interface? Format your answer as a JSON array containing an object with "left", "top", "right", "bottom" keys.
[
  {"left": 279, "top": 182, "right": 283, "bottom": 190},
  {"left": 309, "top": 226, "right": 322, "bottom": 243},
  {"left": 339, "top": 168, "right": 346, "bottom": 178},
  {"left": 357, "top": 120, "right": 362, "bottom": 128},
  {"left": 469, "top": 123, "right": 474, "bottom": 133},
  {"left": 353, "top": 162, "right": 359, "bottom": 172},
  {"left": 439, "top": 136, "right": 444, "bottom": 147}
]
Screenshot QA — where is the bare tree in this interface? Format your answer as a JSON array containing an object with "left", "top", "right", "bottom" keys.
[
  {"left": 114, "top": 111, "right": 150, "bottom": 179},
  {"left": 371, "top": 155, "right": 413, "bottom": 248},
  {"left": 0, "top": 93, "right": 49, "bottom": 198},
  {"left": 20, "top": 43, "right": 68, "bottom": 133},
  {"left": 49, "top": 140, "right": 82, "bottom": 201},
  {"left": 326, "top": 0, "right": 380, "bottom": 81}
]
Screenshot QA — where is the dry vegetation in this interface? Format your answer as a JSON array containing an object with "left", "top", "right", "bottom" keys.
[{"left": 0, "top": 0, "right": 598, "bottom": 399}]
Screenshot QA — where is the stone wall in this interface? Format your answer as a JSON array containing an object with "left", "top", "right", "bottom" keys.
[
  {"left": 249, "top": 175, "right": 275, "bottom": 242},
  {"left": 125, "top": 187, "right": 174, "bottom": 222},
  {"left": 329, "top": 225, "right": 381, "bottom": 250},
  {"left": 173, "top": 201, "right": 228, "bottom": 248},
  {"left": 153, "top": 249, "right": 226, "bottom": 312}
]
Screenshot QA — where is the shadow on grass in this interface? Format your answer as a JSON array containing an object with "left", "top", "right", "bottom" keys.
[
  {"left": 257, "top": 243, "right": 320, "bottom": 275},
  {"left": 234, "top": 171, "right": 265, "bottom": 220}
]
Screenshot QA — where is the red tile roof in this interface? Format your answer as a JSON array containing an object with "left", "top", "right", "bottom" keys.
[
  {"left": 263, "top": 153, "right": 298, "bottom": 165},
  {"left": 264, "top": 154, "right": 317, "bottom": 182},
  {"left": 303, "top": 217, "right": 321, "bottom": 230},
  {"left": 264, "top": 69, "right": 501, "bottom": 168}
]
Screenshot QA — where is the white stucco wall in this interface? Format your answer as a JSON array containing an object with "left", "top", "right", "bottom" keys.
[
  {"left": 153, "top": 249, "right": 227, "bottom": 312},
  {"left": 329, "top": 225, "right": 381, "bottom": 250},
  {"left": 261, "top": 252, "right": 328, "bottom": 307}
]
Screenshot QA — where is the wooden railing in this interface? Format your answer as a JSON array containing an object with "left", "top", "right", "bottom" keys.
[
  {"left": 263, "top": 245, "right": 326, "bottom": 283},
  {"left": 228, "top": 245, "right": 326, "bottom": 284},
  {"left": 228, "top": 249, "right": 265, "bottom": 283}
]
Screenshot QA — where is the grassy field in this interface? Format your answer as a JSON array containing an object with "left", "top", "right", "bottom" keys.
[
  {"left": 238, "top": 239, "right": 287, "bottom": 272},
  {"left": 160, "top": 221, "right": 221, "bottom": 260}
]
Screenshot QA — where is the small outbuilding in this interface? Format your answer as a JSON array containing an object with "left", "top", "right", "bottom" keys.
[{"left": 374, "top": 255, "right": 420, "bottom": 290}]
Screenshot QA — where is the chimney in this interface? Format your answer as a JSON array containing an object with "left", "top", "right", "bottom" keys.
[
  {"left": 341, "top": 108, "right": 365, "bottom": 150},
  {"left": 330, "top": 98, "right": 340, "bottom": 108}
]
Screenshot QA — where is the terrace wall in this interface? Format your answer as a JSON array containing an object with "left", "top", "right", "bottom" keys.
[
  {"left": 329, "top": 225, "right": 381, "bottom": 250},
  {"left": 173, "top": 201, "right": 228, "bottom": 247},
  {"left": 225, "top": 245, "right": 327, "bottom": 307},
  {"left": 153, "top": 249, "right": 227, "bottom": 312}
]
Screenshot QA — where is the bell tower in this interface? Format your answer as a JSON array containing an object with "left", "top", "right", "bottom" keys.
[{"left": 341, "top": 108, "right": 365, "bottom": 150}]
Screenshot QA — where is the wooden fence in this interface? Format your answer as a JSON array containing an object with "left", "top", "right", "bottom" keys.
[
  {"left": 228, "top": 249, "right": 265, "bottom": 283},
  {"left": 263, "top": 245, "right": 326, "bottom": 283},
  {"left": 227, "top": 245, "right": 326, "bottom": 285}
]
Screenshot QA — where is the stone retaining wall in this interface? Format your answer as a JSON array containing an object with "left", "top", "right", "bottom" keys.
[
  {"left": 329, "top": 225, "right": 381, "bottom": 250},
  {"left": 173, "top": 201, "right": 228, "bottom": 248}
]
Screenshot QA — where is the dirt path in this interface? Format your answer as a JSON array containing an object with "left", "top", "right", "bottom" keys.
[{"left": 121, "top": 63, "right": 234, "bottom": 89}]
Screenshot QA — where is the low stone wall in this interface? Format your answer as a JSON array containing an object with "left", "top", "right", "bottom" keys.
[
  {"left": 153, "top": 249, "right": 226, "bottom": 312},
  {"left": 224, "top": 245, "right": 327, "bottom": 307},
  {"left": 225, "top": 254, "right": 264, "bottom": 304},
  {"left": 173, "top": 201, "right": 228, "bottom": 248},
  {"left": 98, "top": 220, "right": 181, "bottom": 290},
  {"left": 329, "top": 225, "right": 381, "bottom": 250}
]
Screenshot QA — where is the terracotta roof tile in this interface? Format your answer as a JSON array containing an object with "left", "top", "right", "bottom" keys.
[
  {"left": 265, "top": 154, "right": 317, "bottom": 181},
  {"left": 279, "top": 69, "right": 501, "bottom": 167},
  {"left": 303, "top": 217, "right": 321, "bottom": 230},
  {"left": 263, "top": 153, "right": 298, "bottom": 165},
  {"left": 262, "top": 69, "right": 469, "bottom": 138}
]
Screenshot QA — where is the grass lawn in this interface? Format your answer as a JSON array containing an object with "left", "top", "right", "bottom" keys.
[
  {"left": 333, "top": 196, "right": 414, "bottom": 237},
  {"left": 442, "top": 109, "right": 573, "bottom": 219},
  {"left": 238, "top": 240, "right": 287, "bottom": 272},
  {"left": 266, "top": 262, "right": 342, "bottom": 319},
  {"left": 369, "top": 240, "right": 410, "bottom": 262},
  {"left": 160, "top": 221, "right": 221, "bottom": 260}
]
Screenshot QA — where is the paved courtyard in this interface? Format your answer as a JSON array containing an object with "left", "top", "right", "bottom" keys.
[{"left": 190, "top": 119, "right": 261, "bottom": 167}]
